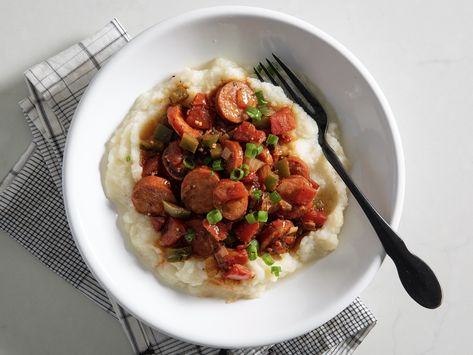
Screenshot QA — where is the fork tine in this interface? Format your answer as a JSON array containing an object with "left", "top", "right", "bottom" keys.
[
  {"left": 272, "top": 54, "right": 325, "bottom": 115},
  {"left": 258, "top": 62, "right": 278, "bottom": 86},
  {"left": 265, "top": 59, "right": 309, "bottom": 112},
  {"left": 254, "top": 67, "right": 264, "bottom": 81}
]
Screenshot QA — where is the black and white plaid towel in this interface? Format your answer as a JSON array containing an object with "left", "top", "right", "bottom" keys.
[{"left": 0, "top": 19, "right": 376, "bottom": 354}]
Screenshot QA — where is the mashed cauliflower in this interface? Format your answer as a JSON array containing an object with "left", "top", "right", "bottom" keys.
[{"left": 103, "top": 58, "right": 348, "bottom": 300}]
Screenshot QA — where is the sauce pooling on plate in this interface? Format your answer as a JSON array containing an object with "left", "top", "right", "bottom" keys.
[{"left": 132, "top": 80, "right": 327, "bottom": 281}]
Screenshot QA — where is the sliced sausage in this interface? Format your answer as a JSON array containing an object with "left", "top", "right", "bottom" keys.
[
  {"left": 276, "top": 176, "right": 317, "bottom": 206},
  {"left": 221, "top": 140, "right": 243, "bottom": 174},
  {"left": 181, "top": 166, "right": 220, "bottom": 213},
  {"left": 186, "top": 219, "right": 218, "bottom": 258},
  {"left": 141, "top": 154, "right": 160, "bottom": 177},
  {"left": 270, "top": 107, "right": 296, "bottom": 135},
  {"left": 232, "top": 121, "right": 266, "bottom": 144},
  {"left": 286, "top": 156, "right": 310, "bottom": 179},
  {"left": 167, "top": 105, "right": 203, "bottom": 138},
  {"left": 213, "top": 179, "right": 249, "bottom": 221},
  {"left": 160, "top": 217, "right": 187, "bottom": 247},
  {"left": 132, "top": 176, "right": 176, "bottom": 216},
  {"left": 186, "top": 93, "right": 214, "bottom": 130},
  {"left": 162, "top": 141, "right": 186, "bottom": 180},
  {"left": 258, "top": 219, "right": 295, "bottom": 252},
  {"left": 216, "top": 81, "right": 257, "bottom": 123}
]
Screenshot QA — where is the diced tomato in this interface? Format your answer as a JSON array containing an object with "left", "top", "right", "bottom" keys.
[
  {"left": 202, "top": 219, "right": 232, "bottom": 241},
  {"left": 257, "top": 147, "right": 273, "bottom": 165},
  {"left": 270, "top": 107, "right": 296, "bottom": 135},
  {"left": 224, "top": 264, "right": 254, "bottom": 280},
  {"left": 279, "top": 133, "right": 293, "bottom": 144},
  {"left": 186, "top": 94, "right": 214, "bottom": 130},
  {"left": 160, "top": 217, "right": 187, "bottom": 247},
  {"left": 224, "top": 249, "right": 249, "bottom": 266},
  {"left": 232, "top": 121, "right": 266, "bottom": 144},
  {"left": 234, "top": 221, "right": 260, "bottom": 243},
  {"left": 192, "top": 93, "right": 208, "bottom": 106},
  {"left": 242, "top": 171, "right": 259, "bottom": 186},
  {"left": 142, "top": 155, "right": 160, "bottom": 177},
  {"left": 150, "top": 216, "right": 166, "bottom": 232},
  {"left": 301, "top": 209, "right": 327, "bottom": 230},
  {"left": 292, "top": 185, "right": 317, "bottom": 205},
  {"left": 309, "top": 178, "right": 320, "bottom": 190}
]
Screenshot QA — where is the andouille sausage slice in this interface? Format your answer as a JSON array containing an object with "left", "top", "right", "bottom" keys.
[
  {"left": 160, "top": 217, "right": 187, "bottom": 247},
  {"left": 167, "top": 105, "right": 203, "bottom": 138},
  {"left": 216, "top": 81, "right": 257, "bottom": 123},
  {"left": 213, "top": 179, "right": 248, "bottom": 221},
  {"left": 181, "top": 166, "right": 220, "bottom": 213},
  {"left": 162, "top": 141, "right": 186, "bottom": 180},
  {"left": 132, "top": 176, "right": 176, "bottom": 216},
  {"left": 186, "top": 219, "right": 218, "bottom": 258},
  {"left": 221, "top": 140, "right": 243, "bottom": 175}
]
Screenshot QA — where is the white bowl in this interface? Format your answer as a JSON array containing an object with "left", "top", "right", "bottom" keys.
[{"left": 64, "top": 6, "right": 404, "bottom": 348}]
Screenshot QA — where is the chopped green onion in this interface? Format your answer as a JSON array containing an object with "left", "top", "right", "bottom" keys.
[
  {"left": 251, "top": 189, "right": 263, "bottom": 201},
  {"left": 245, "top": 212, "right": 257, "bottom": 224},
  {"left": 255, "top": 91, "right": 268, "bottom": 105},
  {"left": 256, "top": 145, "right": 263, "bottom": 155},
  {"left": 154, "top": 124, "right": 173, "bottom": 143},
  {"left": 246, "top": 105, "right": 262, "bottom": 121},
  {"left": 183, "top": 156, "right": 195, "bottom": 169},
  {"left": 230, "top": 168, "right": 245, "bottom": 181},
  {"left": 266, "top": 134, "right": 279, "bottom": 145},
  {"left": 206, "top": 209, "right": 222, "bottom": 225},
  {"left": 212, "top": 159, "right": 224, "bottom": 171},
  {"left": 247, "top": 239, "right": 259, "bottom": 261},
  {"left": 262, "top": 253, "right": 274, "bottom": 266},
  {"left": 271, "top": 265, "right": 282, "bottom": 277},
  {"left": 259, "top": 105, "right": 270, "bottom": 116},
  {"left": 184, "top": 228, "right": 195, "bottom": 242},
  {"left": 179, "top": 133, "right": 199, "bottom": 153},
  {"left": 269, "top": 191, "right": 282, "bottom": 204},
  {"left": 241, "top": 163, "right": 250, "bottom": 176},
  {"left": 245, "top": 143, "right": 258, "bottom": 158},
  {"left": 256, "top": 211, "right": 268, "bottom": 222},
  {"left": 126, "top": 155, "right": 131, "bottom": 162}
]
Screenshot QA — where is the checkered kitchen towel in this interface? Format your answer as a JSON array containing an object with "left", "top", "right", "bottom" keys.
[{"left": 0, "top": 19, "right": 376, "bottom": 354}]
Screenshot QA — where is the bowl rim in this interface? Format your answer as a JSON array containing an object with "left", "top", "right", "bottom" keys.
[{"left": 63, "top": 5, "right": 405, "bottom": 348}]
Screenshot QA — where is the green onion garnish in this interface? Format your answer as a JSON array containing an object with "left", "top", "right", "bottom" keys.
[
  {"left": 245, "top": 212, "right": 257, "bottom": 224},
  {"left": 266, "top": 134, "right": 279, "bottom": 145},
  {"left": 247, "top": 239, "right": 259, "bottom": 261},
  {"left": 184, "top": 228, "right": 195, "bottom": 242},
  {"left": 246, "top": 105, "right": 262, "bottom": 121},
  {"left": 183, "top": 156, "right": 195, "bottom": 169},
  {"left": 262, "top": 253, "right": 274, "bottom": 266},
  {"left": 230, "top": 168, "right": 245, "bottom": 181},
  {"left": 256, "top": 145, "right": 263, "bottom": 155},
  {"left": 271, "top": 265, "right": 282, "bottom": 277},
  {"left": 206, "top": 209, "right": 223, "bottom": 225},
  {"left": 245, "top": 143, "right": 258, "bottom": 159},
  {"left": 255, "top": 91, "right": 268, "bottom": 105},
  {"left": 256, "top": 211, "right": 268, "bottom": 222},
  {"left": 241, "top": 163, "right": 250, "bottom": 177},
  {"left": 212, "top": 159, "right": 224, "bottom": 171},
  {"left": 259, "top": 105, "right": 270, "bottom": 116},
  {"left": 251, "top": 189, "right": 263, "bottom": 201},
  {"left": 202, "top": 156, "right": 212, "bottom": 165},
  {"left": 269, "top": 191, "right": 282, "bottom": 204},
  {"left": 126, "top": 155, "right": 131, "bottom": 162}
]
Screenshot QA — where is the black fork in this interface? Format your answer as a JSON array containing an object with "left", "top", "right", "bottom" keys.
[{"left": 255, "top": 54, "right": 442, "bottom": 309}]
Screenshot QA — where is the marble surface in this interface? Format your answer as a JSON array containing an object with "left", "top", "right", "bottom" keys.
[{"left": 0, "top": 1, "right": 471, "bottom": 354}]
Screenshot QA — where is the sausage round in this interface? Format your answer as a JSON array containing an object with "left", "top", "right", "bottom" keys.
[
  {"left": 213, "top": 179, "right": 248, "bottom": 221},
  {"left": 181, "top": 166, "right": 220, "bottom": 213},
  {"left": 167, "top": 105, "right": 203, "bottom": 138},
  {"left": 132, "top": 176, "right": 176, "bottom": 216},
  {"left": 216, "top": 81, "right": 257, "bottom": 123},
  {"left": 162, "top": 141, "right": 186, "bottom": 180},
  {"left": 221, "top": 140, "right": 243, "bottom": 174}
]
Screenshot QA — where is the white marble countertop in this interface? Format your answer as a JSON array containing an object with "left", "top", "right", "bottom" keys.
[{"left": 0, "top": 1, "right": 470, "bottom": 354}]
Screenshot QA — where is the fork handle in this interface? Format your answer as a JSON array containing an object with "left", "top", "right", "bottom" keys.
[{"left": 319, "top": 140, "right": 442, "bottom": 309}]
